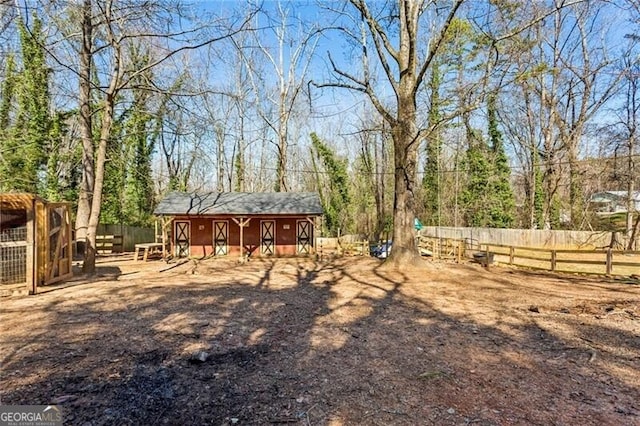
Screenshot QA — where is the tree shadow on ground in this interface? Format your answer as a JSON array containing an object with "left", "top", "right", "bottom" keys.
[{"left": 0, "top": 257, "right": 638, "bottom": 425}]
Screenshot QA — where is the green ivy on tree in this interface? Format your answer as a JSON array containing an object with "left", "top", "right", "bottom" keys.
[
  {"left": 487, "top": 93, "right": 515, "bottom": 228},
  {"left": 422, "top": 60, "right": 443, "bottom": 226},
  {"left": 0, "top": 16, "right": 51, "bottom": 193},
  {"left": 310, "top": 132, "right": 350, "bottom": 236}
]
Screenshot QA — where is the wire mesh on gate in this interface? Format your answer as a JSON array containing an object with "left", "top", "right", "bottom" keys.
[
  {"left": 0, "top": 245, "right": 27, "bottom": 284},
  {"left": 0, "top": 226, "right": 28, "bottom": 285}
]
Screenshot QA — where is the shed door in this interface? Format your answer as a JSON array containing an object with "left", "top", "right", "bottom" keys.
[
  {"left": 175, "top": 221, "right": 190, "bottom": 258},
  {"left": 213, "top": 221, "right": 228, "bottom": 256},
  {"left": 297, "top": 220, "right": 312, "bottom": 254},
  {"left": 261, "top": 220, "right": 275, "bottom": 256}
]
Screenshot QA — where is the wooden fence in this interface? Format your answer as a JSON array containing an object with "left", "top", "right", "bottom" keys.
[
  {"left": 418, "top": 236, "right": 465, "bottom": 262},
  {"left": 421, "top": 226, "right": 615, "bottom": 249},
  {"left": 317, "top": 232, "right": 640, "bottom": 277},
  {"left": 96, "top": 224, "right": 155, "bottom": 253},
  {"left": 479, "top": 243, "right": 640, "bottom": 277}
]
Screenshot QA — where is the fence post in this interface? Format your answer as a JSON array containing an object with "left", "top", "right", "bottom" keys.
[
  {"left": 485, "top": 245, "right": 490, "bottom": 268},
  {"left": 550, "top": 250, "right": 556, "bottom": 272},
  {"left": 509, "top": 246, "right": 514, "bottom": 265},
  {"left": 606, "top": 248, "right": 612, "bottom": 276},
  {"left": 457, "top": 240, "right": 462, "bottom": 263}
]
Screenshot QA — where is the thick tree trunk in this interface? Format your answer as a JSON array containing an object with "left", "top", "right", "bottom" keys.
[
  {"left": 75, "top": 0, "right": 93, "bottom": 255},
  {"left": 387, "top": 93, "right": 420, "bottom": 265},
  {"left": 83, "top": 0, "right": 122, "bottom": 274},
  {"left": 83, "top": 98, "right": 113, "bottom": 273},
  {"left": 374, "top": 130, "right": 386, "bottom": 242}
]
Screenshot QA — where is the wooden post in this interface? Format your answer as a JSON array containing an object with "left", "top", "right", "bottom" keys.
[
  {"left": 456, "top": 241, "right": 461, "bottom": 263},
  {"left": 26, "top": 198, "right": 36, "bottom": 294},
  {"left": 551, "top": 250, "right": 556, "bottom": 272},
  {"left": 509, "top": 246, "right": 514, "bottom": 265},
  {"left": 307, "top": 216, "right": 316, "bottom": 255},
  {"left": 239, "top": 219, "right": 244, "bottom": 259},
  {"left": 606, "top": 248, "right": 613, "bottom": 276},
  {"left": 485, "top": 245, "right": 490, "bottom": 268},
  {"left": 232, "top": 217, "right": 251, "bottom": 260},
  {"left": 161, "top": 217, "right": 169, "bottom": 262},
  {"left": 65, "top": 205, "right": 72, "bottom": 276}
]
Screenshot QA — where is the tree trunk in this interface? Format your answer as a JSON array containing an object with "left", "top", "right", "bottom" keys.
[
  {"left": 83, "top": 0, "right": 122, "bottom": 274},
  {"left": 276, "top": 123, "right": 288, "bottom": 192},
  {"left": 374, "top": 128, "right": 386, "bottom": 242},
  {"left": 75, "top": 0, "right": 93, "bottom": 255},
  {"left": 568, "top": 147, "right": 584, "bottom": 229},
  {"left": 388, "top": 92, "right": 420, "bottom": 265},
  {"left": 216, "top": 124, "right": 224, "bottom": 192},
  {"left": 83, "top": 96, "right": 114, "bottom": 273}
]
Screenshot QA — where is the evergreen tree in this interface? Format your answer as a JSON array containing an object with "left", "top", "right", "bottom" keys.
[
  {"left": 100, "top": 107, "right": 127, "bottom": 224},
  {"left": 461, "top": 134, "right": 492, "bottom": 227},
  {"left": 533, "top": 148, "right": 545, "bottom": 229},
  {"left": 422, "top": 61, "right": 443, "bottom": 226},
  {"left": 310, "top": 132, "right": 350, "bottom": 236},
  {"left": 487, "top": 94, "right": 515, "bottom": 228},
  {"left": 0, "top": 55, "right": 16, "bottom": 130},
  {"left": 0, "top": 16, "right": 51, "bottom": 193},
  {"left": 352, "top": 152, "right": 376, "bottom": 237},
  {"left": 99, "top": 48, "right": 156, "bottom": 226},
  {"left": 0, "top": 55, "right": 17, "bottom": 188}
]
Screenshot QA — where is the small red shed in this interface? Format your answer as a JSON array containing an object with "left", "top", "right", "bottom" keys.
[{"left": 154, "top": 192, "right": 323, "bottom": 258}]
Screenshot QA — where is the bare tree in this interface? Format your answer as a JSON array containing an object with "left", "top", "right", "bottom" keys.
[
  {"left": 317, "top": 0, "right": 464, "bottom": 264},
  {"left": 617, "top": 48, "right": 640, "bottom": 247},
  {"left": 549, "top": 2, "right": 621, "bottom": 229},
  {"left": 245, "top": 2, "right": 319, "bottom": 192},
  {"left": 69, "top": 0, "right": 254, "bottom": 272}
]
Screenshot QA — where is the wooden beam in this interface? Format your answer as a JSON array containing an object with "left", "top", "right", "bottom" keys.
[
  {"left": 232, "top": 217, "right": 251, "bottom": 259},
  {"left": 26, "top": 198, "right": 35, "bottom": 295},
  {"left": 160, "top": 216, "right": 173, "bottom": 262},
  {"left": 307, "top": 216, "right": 317, "bottom": 254}
]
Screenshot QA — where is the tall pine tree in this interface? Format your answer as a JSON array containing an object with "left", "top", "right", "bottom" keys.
[
  {"left": 461, "top": 133, "right": 492, "bottom": 227},
  {"left": 487, "top": 93, "right": 515, "bottom": 228},
  {"left": 422, "top": 61, "right": 443, "bottom": 226}
]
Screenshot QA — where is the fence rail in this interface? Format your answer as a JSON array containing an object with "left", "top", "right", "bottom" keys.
[
  {"left": 96, "top": 224, "right": 155, "bottom": 253},
  {"left": 481, "top": 242, "right": 640, "bottom": 277},
  {"left": 421, "top": 226, "right": 618, "bottom": 249}
]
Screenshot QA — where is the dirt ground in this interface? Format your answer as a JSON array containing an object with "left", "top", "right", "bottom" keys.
[{"left": 1, "top": 255, "right": 639, "bottom": 425}]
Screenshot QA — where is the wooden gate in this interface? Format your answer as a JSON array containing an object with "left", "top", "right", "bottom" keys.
[
  {"left": 0, "top": 194, "right": 72, "bottom": 294},
  {"left": 297, "top": 220, "right": 312, "bottom": 254},
  {"left": 213, "top": 221, "right": 228, "bottom": 256},
  {"left": 45, "top": 203, "right": 72, "bottom": 285},
  {"left": 261, "top": 220, "right": 275, "bottom": 256},
  {"left": 175, "top": 221, "right": 190, "bottom": 258}
]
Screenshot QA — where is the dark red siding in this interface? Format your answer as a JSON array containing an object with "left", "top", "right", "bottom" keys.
[{"left": 171, "top": 215, "right": 315, "bottom": 258}]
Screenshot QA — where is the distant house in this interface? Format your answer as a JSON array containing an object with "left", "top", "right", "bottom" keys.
[
  {"left": 154, "top": 192, "right": 323, "bottom": 258},
  {"left": 589, "top": 191, "right": 640, "bottom": 213}
]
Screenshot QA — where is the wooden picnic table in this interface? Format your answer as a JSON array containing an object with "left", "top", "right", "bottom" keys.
[{"left": 134, "top": 242, "right": 164, "bottom": 262}]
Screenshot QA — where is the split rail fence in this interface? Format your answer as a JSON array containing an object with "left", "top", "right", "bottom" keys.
[
  {"left": 479, "top": 243, "right": 640, "bottom": 277},
  {"left": 316, "top": 234, "right": 640, "bottom": 277}
]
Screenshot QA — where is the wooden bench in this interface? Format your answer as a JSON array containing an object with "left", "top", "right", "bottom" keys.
[{"left": 134, "top": 242, "right": 164, "bottom": 262}]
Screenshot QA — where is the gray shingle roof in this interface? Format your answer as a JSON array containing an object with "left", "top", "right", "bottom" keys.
[{"left": 154, "top": 192, "right": 323, "bottom": 216}]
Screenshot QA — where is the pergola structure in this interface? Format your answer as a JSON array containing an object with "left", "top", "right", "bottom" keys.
[{"left": 0, "top": 193, "right": 73, "bottom": 294}]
